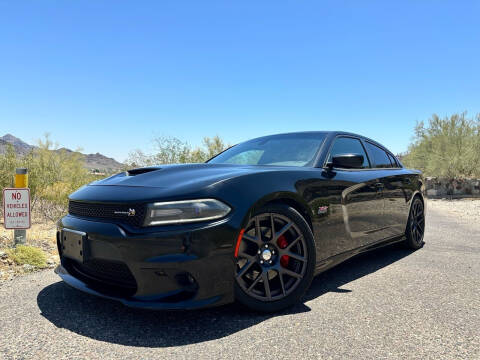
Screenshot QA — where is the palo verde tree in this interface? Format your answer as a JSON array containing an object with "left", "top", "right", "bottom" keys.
[
  {"left": 0, "top": 144, "right": 19, "bottom": 190},
  {"left": 25, "top": 135, "right": 96, "bottom": 220},
  {"left": 403, "top": 112, "right": 480, "bottom": 179},
  {"left": 0, "top": 134, "right": 96, "bottom": 221},
  {"left": 125, "top": 135, "right": 230, "bottom": 167}
]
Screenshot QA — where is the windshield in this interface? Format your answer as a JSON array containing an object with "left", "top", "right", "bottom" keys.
[{"left": 208, "top": 133, "right": 326, "bottom": 167}]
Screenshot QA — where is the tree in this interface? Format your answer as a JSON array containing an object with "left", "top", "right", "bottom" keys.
[
  {"left": 203, "top": 135, "right": 228, "bottom": 160},
  {"left": 152, "top": 136, "right": 192, "bottom": 164},
  {"left": 0, "top": 144, "right": 19, "bottom": 189},
  {"left": 125, "top": 135, "right": 230, "bottom": 167},
  {"left": 403, "top": 112, "right": 480, "bottom": 179},
  {"left": 0, "top": 134, "right": 96, "bottom": 221}
]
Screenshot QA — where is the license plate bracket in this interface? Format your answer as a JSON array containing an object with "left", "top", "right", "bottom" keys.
[{"left": 61, "top": 229, "right": 87, "bottom": 263}]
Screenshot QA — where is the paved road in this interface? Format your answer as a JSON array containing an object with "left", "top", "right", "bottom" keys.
[{"left": 1, "top": 206, "right": 479, "bottom": 360}]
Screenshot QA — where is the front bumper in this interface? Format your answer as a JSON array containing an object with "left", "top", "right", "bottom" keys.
[{"left": 56, "top": 214, "right": 239, "bottom": 310}]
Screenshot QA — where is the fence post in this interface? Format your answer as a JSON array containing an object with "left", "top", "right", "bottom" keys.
[{"left": 14, "top": 168, "right": 28, "bottom": 246}]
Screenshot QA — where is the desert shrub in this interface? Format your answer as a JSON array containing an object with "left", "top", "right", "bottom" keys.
[
  {"left": 125, "top": 135, "right": 230, "bottom": 167},
  {"left": 7, "top": 245, "right": 47, "bottom": 268},
  {"left": 403, "top": 112, "right": 480, "bottom": 179},
  {"left": 27, "top": 136, "right": 97, "bottom": 220},
  {"left": 0, "top": 144, "right": 22, "bottom": 222},
  {"left": 0, "top": 144, "right": 19, "bottom": 189},
  {"left": 0, "top": 135, "right": 97, "bottom": 221}
]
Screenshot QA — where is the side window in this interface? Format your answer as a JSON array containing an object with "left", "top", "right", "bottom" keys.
[
  {"left": 365, "top": 142, "right": 392, "bottom": 168},
  {"left": 387, "top": 153, "right": 399, "bottom": 168},
  {"left": 328, "top": 137, "right": 370, "bottom": 168}
]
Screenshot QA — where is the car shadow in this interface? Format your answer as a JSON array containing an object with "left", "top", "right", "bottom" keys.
[{"left": 37, "top": 244, "right": 413, "bottom": 347}]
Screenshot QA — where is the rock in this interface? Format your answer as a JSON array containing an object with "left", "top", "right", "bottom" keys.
[
  {"left": 22, "top": 264, "right": 35, "bottom": 272},
  {"left": 47, "top": 255, "right": 59, "bottom": 267},
  {"left": 47, "top": 257, "right": 57, "bottom": 268},
  {"left": 427, "top": 189, "right": 438, "bottom": 196},
  {"left": 0, "top": 251, "right": 7, "bottom": 259}
]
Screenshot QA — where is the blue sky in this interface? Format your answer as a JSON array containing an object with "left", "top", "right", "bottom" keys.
[{"left": 1, "top": 1, "right": 479, "bottom": 161}]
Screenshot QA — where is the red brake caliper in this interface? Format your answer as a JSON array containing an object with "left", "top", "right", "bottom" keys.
[{"left": 277, "top": 235, "right": 290, "bottom": 267}]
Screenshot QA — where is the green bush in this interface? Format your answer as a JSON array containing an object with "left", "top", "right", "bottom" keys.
[
  {"left": 7, "top": 245, "right": 47, "bottom": 268},
  {"left": 403, "top": 112, "right": 480, "bottom": 179}
]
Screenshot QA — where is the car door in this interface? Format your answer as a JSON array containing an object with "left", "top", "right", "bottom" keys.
[
  {"left": 308, "top": 136, "right": 386, "bottom": 260},
  {"left": 363, "top": 141, "right": 408, "bottom": 238}
]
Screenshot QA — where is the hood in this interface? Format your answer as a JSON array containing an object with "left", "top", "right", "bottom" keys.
[
  {"left": 92, "top": 163, "right": 277, "bottom": 188},
  {"left": 69, "top": 163, "right": 289, "bottom": 203}
]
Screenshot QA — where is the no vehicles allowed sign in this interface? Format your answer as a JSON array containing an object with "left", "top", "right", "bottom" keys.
[{"left": 3, "top": 188, "right": 31, "bottom": 229}]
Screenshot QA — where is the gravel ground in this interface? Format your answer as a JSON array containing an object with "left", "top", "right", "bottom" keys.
[
  {"left": 0, "top": 200, "right": 479, "bottom": 359},
  {"left": 428, "top": 198, "right": 480, "bottom": 222}
]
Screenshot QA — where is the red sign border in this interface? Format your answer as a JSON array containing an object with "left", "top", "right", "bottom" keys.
[{"left": 2, "top": 188, "right": 31, "bottom": 230}]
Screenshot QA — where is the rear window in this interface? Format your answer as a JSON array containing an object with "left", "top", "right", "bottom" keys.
[
  {"left": 365, "top": 142, "right": 392, "bottom": 168},
  {"left": 387, "top": 153, "right": 399, "bottom": 168}
]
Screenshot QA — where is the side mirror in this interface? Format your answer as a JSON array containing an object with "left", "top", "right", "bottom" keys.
[{"left": 329, "top": 153, "right": 365, "bottom": 169}]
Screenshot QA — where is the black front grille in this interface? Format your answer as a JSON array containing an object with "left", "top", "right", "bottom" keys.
[
  {"left": 67, "top": 258, "right": 137, "bottom": 296},
  {"left": 68, "top": 201, "right": 146, "bottom": 227}
]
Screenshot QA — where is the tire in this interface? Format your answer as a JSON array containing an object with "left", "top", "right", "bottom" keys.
[
  {"left": 234, "top": 204, "right": 316, "bottom": 312},
  {"left": 405, "top": 196, "right": 425, "bottom": 250}
]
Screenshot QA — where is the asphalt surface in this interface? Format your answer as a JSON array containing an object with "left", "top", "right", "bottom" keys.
[{"left": 0, "top": 206, "right": 479, "bottom": 359}]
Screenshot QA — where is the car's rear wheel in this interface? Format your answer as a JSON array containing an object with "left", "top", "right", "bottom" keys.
[
  {"left": 405, "top": 196, "right": 425, "bottom": 249},
  {"left": 234, "top": 204, "right": 316, "bottom": 312}
]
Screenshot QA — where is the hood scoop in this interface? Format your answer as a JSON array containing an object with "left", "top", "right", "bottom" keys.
[
  {"left": 127, "top": 167, "right": 162, "bottom": 176},
  {"left": 91, "top": 163, "right": 259, "bottom": 188}
]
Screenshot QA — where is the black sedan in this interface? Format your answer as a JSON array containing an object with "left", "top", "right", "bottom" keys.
[{"left": 55, "top": 131, "right": 426, "bottom": 312}]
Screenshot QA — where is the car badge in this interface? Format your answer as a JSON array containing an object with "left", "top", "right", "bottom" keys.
[{"left": 114, "top": 208, "right": 136, "bottom": 217}]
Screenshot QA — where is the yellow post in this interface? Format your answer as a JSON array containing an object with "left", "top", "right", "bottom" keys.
[
  {"left": 14, "top": 170, "right": 28, "bottom": 188},
  {"left": 14, "top": 168, "right": 28, "bottom": 245}
]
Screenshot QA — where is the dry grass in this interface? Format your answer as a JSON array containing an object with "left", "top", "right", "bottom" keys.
[
  {"left": 0, "top": 210, "right": 59, "bottom": 281},
  {"left": 0, "top": 215, "right": 57, "bottom": 251}
]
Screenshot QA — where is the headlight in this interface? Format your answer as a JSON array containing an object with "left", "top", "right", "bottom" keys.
[{"left": 144, "top": 199, "right": 231, "bottom": 226}]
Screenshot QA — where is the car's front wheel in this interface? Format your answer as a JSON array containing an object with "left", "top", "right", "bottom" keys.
[{"left": 234, "top": 204, "right": 316, "bottom": 312}]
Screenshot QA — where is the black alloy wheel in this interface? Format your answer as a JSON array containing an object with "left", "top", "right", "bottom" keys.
[
  {"left": 405, "top": 197, "right": 425, "bottom": 249},
  {"left": 234, "top": 204, "right": 315, "bottom": 312}
]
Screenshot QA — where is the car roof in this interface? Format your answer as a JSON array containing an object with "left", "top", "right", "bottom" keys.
[
  {"left": 248, "top": 131, "right": 391, "bottom": 152},
  {"left": 245, "top": 131, "right": 401, "bottom": 166}
]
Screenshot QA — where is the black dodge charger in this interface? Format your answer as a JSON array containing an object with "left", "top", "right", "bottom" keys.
[{"left": 55, "top": 131, "right": 426, "bottom": 312}]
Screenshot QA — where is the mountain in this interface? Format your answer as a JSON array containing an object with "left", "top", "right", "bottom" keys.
[
  {"left": 0, "top": 134, "right": 123, "bottom": 173},
  {"left": 0, "top": 134, "right": 34, "bottom": 156}
]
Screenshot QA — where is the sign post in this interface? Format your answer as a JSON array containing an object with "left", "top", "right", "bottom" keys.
[{"left": 2, "top": 168, "right": 30, "bottom": 245}]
